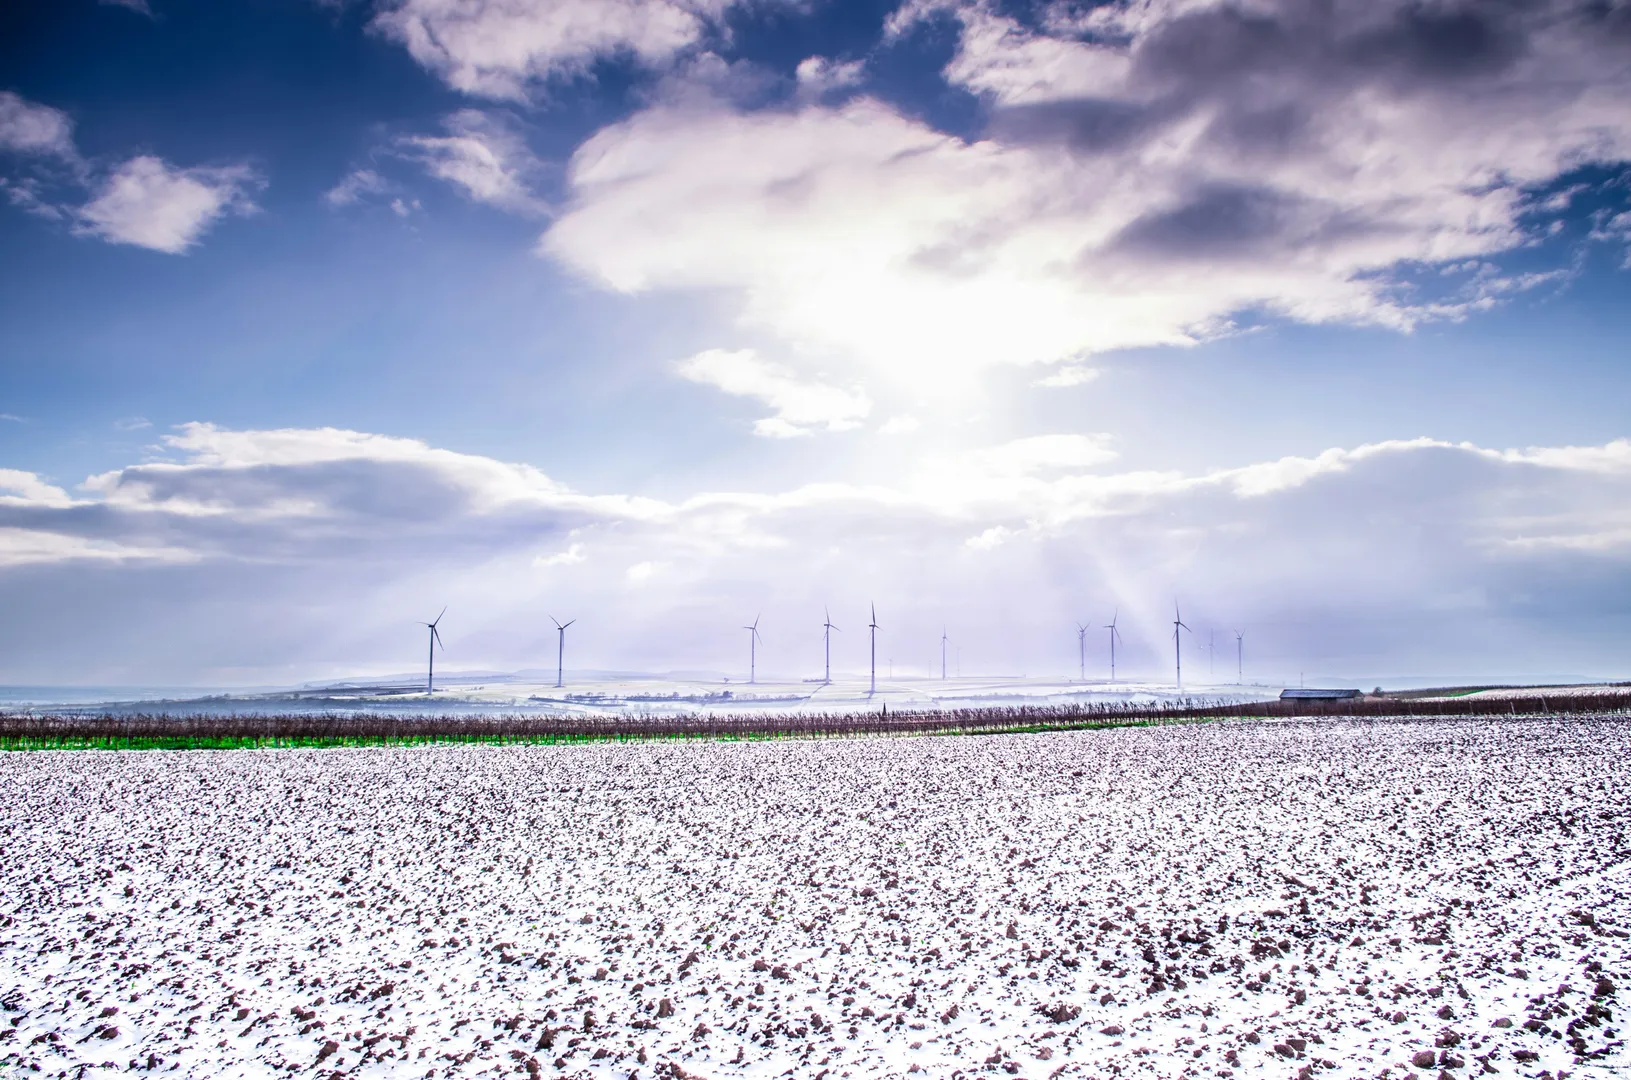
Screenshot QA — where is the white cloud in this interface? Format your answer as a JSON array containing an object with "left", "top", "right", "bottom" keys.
[
  {"left": 371, "top": 0, "right": 736, "bottom": 100},
  {"left": 541, "top": 0, "right": 1631, "bottom": 389},
  {"left": 75, "top": 156, "right": 261, "bottom": 254},
  {"left": 794, "top": 56, "right": 866, "bottom": 101},
  {"left": 677, "top": 348, "right": 872, "bottom": 437},
  {"left": 941, "top": 7, "right": 1130, "bottom": 105},
  {"left": 6, "top": 423, "right": 1631, "bottom": 680},
  {"left": 2, "top": 93, "right": 255, "bottom": 254},
  {"left": 0, "top": 469, "right": 72, "bottom": 508},
  {"left": 534, "top": 542, "right": 586, "bottom": 567},
  {"left": 401, "top": 110, "right": 547, "bottom": 215},
  {"left": 965, "top": 524, "right": 1014, "bottom": 550},
  {"left": 324, "top": 168, "right": 390, "bottom": 207},
  {"left": 0, "top": 92, "right": 76, "bottom": 160},
  {"left": 1034, "top": 364, "right": 1099, "bottom": 388}
]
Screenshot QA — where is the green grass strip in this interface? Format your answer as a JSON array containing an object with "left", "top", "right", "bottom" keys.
[{"left": 0, "top": 716, "right": 1182, "bottom": 752}]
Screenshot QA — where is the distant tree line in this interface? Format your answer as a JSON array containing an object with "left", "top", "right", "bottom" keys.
[{"left": 2, "top": 690, "right": 1626, "bottom": 749}]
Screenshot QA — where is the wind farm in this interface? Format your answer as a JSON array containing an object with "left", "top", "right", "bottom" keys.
[{"left": 23, "top": 589, "right": 1627, "bottom": 725}]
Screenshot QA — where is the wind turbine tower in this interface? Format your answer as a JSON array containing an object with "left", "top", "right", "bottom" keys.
[
  {"left": 421, "top": 607, "right": 446, "bottom": 694},
  {"left": 822, "top": 608, "right": 839, "bottom": 684},
  {"left": 1234, "top": 629, "right": 1244, "bottom": 685},
  {"left": 744, "top": 615, "right": 762, "bottom": 684},
  {"left": 1172, "top": 602, "right": 1192, "bottom": 690},
  {"left": 1105, "top": 610, "right": 1121, "bottom": 683},
  {"left": 941, "top": 626, "right": 948, "bottom": 681},
  {"left": 551, "top": 616, "right": 575, "bottom": 689},
  {"left": 1076, "top": 623, "right": 1088, "bottom": 681},
  {"left": 868, "top": 604, "right": 879, "bottom": 695}
]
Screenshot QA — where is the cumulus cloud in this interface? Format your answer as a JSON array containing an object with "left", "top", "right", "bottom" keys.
[
  {"left": 0, "top": 469, "right": 72, "bottom": 509},
  {"left": 542, "top": 0, "right": 1631, "bottom": 387},
  {"left": 400, "top": 110, "right": 548, "bottom": 215},
  {"left": 80, "top": 421, "right": 659, "bottom": 524},
  {"left": 677, "top": 348, "right": 872, "bottom": 437},
  {"left": 3, "top": 423, "right": 1631, "bottom": 680},
  {"left": 371, "top": 0, "right": 740, "bottom": 100},
  {"left": 794, "top": 56, "right": 866, "bottom": 101},
  {"left": 0, "top": 92, "right": 77, "bottom": 160},
  {"left": 75, "top": 156, "right": 261, "bottom": 254},
  {"left": 1, "top": 92, "right": 258, "bottom": 252}
]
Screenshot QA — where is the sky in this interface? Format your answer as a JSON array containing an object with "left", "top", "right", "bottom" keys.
[{"left": 2, "top": 0, "right": 1631, "bottom": 689}]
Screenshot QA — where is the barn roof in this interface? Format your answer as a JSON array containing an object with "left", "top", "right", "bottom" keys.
[{"left": 1279, "top": 688, "right": 1363, "bottom": 700}]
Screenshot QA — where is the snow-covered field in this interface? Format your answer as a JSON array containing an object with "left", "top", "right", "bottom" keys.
[{"left": 1, "top": 716, "right": 1625, "bottom": 1079}]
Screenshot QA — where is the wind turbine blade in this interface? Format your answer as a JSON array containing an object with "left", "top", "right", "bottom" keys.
[
  {"left": 432, "top": 606, "right": 447, "bottom": 627},
  {"left": 432, "top": 626, "right": 444, "bottom": 649},
  {"left": 563, "top": 619, "right": 575, "bottom": 630}
]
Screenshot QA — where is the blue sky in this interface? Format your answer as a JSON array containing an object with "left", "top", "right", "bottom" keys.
[{"left": 2, "top": 0, "right": 1631, "bottom": 687}]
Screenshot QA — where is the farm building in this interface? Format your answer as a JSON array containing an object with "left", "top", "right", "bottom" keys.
[{"left": 1280, "top": 687, "right": 1363, "bottom": 700}]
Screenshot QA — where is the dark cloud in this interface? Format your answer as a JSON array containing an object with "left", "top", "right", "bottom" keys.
[
  {"left": 986, "top": 96, "right": 1173, "bottom": 152},
  {"left": 1109, "top": 182, "right": 1308, "bottom": 258}
]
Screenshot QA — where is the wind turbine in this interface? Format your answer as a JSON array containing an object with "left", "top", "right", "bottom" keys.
[
  {"left": 551, "top": 616, "right": 574, "bottom": 689},
  {"left": 1172, "top": 602, "right": 1191, "bottom": 689},
  {"left": 1076, "top": 623, "right": 1089, "bottom": 681},
  {"left": 868, "top": 604, "right": 879, "bottom": 695},
  {"left": 940, "top": 626, "right": 948, "bottom": 681},
  {"left": 1234, "top": 629, "right": 1244, "bottom": 685},
  {"left": 744, "top": 615, "right": 762, "bottom": 684},
  {"left": 1105, "top": 610, "right": 1121, "bottom": 683},
  {"left": 1208, "top": 629, "right": 1215, "bottom": 680},
  {"left": 420, "top": 607, "right": 446, "bottom": 694},
  {"left": 822, "top": 608, "right": 839, "bottom": 684}
]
